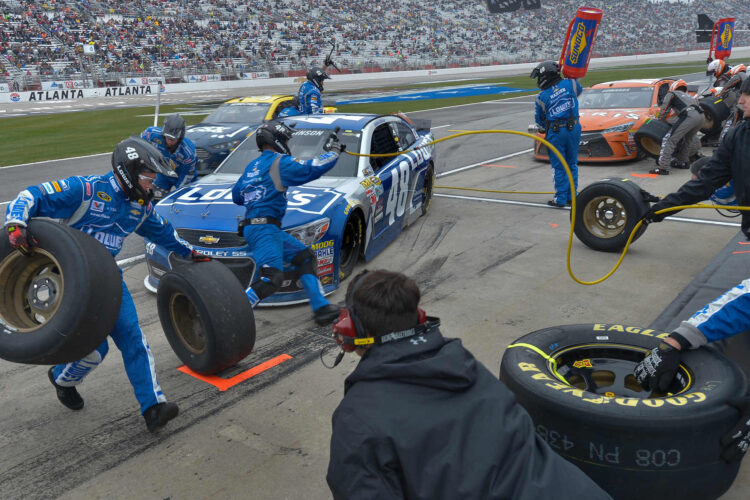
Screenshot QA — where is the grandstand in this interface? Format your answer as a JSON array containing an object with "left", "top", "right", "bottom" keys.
[{"left": 1, "top": 0, "right": 750, "bottom": 90}]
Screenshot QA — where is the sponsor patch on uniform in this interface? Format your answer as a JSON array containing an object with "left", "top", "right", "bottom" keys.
[
  {"left": 41, "top": 182, "right": 55, "bottom": 194},
  {"left": 97, "top": 191, "right": 112, "bottom": 202},
  {"left": 91, "top": 200, "right": 105, "bottom": 212},
  {"left": 85, "top": 182, "right": 92, "bottom": 196}
]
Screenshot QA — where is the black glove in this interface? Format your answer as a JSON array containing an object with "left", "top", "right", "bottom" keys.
[
  {"left": 721, "top": 397, "right": 750, "bottom": 463},
  {"left": 324, "top": 55, "right": 334, "bottom": 68},
  {"left": 323, "top": 133, "right": 345, "bottom": 154},
  {"left": 6, "top": 224, "right": 36, "bottom": 256},
  {"left": 643, "top": 204, "right": 667, "bottom": 224},
  {"left": 634, "top": 341, "right": 682, "bottom": 392},
  {"left": 190, "top": 250, "right": 211, "bottom": 262}
]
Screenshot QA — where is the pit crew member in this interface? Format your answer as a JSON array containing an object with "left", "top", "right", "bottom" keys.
[
  {"left": 141, "top": 114, "right": 198, "bottom": 199},
  {"left": 231, "top": 121, "right": 343, "bottom": 325},
  {"left": 4, "top": 137, "right": 202, "bottom": 432},
  {"left": 708, "top": 59, "right": 732, "bottom": 88},
  {"left": 531, "top": 61, "right": 582, "bottom": 208},
  {"left": 327, "top": 269, "right": 611, "bottom": 499},
  {"left": 296, "top": 66, "right": 331, "bottom": 115},
  {"left": 651, "top": 80, "right": 704, "bottom": 175}
]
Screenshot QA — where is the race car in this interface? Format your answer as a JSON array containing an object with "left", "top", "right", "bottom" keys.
[
  {"left": 187, "top": 95, "right": 336, "bottom": 175},
  {"left": 533, "top": 79, "right": 680, "bottom": 162},
  {"left": 144, "top": 113, "right": 436, "bottom": 305}
]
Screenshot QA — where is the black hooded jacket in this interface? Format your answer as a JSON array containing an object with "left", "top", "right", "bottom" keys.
[
  {"left": 652, "top": 118, "right": 750, "bottom": 237},
  {"left": 326, "top": 328, "right": 610, "bottom": 500}
]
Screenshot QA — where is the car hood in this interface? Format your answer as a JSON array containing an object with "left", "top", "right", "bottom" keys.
[
  {"left": 185, "top": 123, "right": 256, "bottom": 147},
  {"left": 156, "top": 174, "right": 355, "bottom": 231},
  {"left": 579, "top": 108, "right": 652, "bottom": 131}
]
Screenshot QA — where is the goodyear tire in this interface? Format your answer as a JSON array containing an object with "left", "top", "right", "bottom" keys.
[
  {"left": 700, "top": 98, "right": 730, "bottom": 136},
  {"left": 421, "top": 165, "right": 434, "bottom": 215},
  {"left": 634, "top": 119, "right": 671, "bottom": 159},
  {"left": 0, "top": 219, "right": 122, "bottom": 364},
  {"left": 500, "top": 323, "right": 747, "bottom": 500},
  {"left": 574, "top": 178, "right": 650, "bottom": 252},
  {"left": 339, "top": 213, "right": 362, "bottom": 281},
  {"left": 157, "top": 259, "right": 255, "bottom": 375}
]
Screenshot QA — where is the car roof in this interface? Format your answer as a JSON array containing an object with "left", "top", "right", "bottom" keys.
[
  {"left": 282, "top": 113, "right": 381, "bottom": 131},
  {"left": 590, "top": 79, "right": 672, "bottom": 89},
  {"left": 224, "top": 95, "right": 291, "bottom": 104}
]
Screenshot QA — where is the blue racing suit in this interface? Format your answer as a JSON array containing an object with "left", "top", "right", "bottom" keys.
[
  {"left": 231, "top": 148, "right": 339, "bottom": 310},
  {"left": 141, "top": 126, "right": 198, "bottom": 193},
  {"left": 672, "top": 278, "right": 750, "bottom": 348},
  {"left": 535, "top": 78, "right": 583, "bottom": 205},
  {"left": 5, "top": 173, "right": 191, "bottom": 413},
  {"left": 297, "top": 80, "right": 324, "bottom": 114}
]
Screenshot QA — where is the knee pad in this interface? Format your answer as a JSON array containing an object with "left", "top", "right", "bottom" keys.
[
  {"left": 292, "top": 248, "right": 316, "bottom": 276},
  {"left": 250, "top": 266, "right": 284, "bottom": 300}
]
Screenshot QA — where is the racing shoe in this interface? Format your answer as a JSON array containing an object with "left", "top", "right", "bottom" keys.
[
  {"left": 649, "top": 167, "right": 670, "bottom": 175},
  {"left": 547, "top": 199, "right": 568, "bottom": 208},
  {"left": 672, "top": 161, "right": 689, "bottom": 169},
  {"left": 143, "top": 402, "right": 179, "bottom": 432},
  {"left": 313, "top": 304, "right": 341, "bottom": 326},
  {"left": 48, "top": 367, "right": 84, "bottom": 410}
]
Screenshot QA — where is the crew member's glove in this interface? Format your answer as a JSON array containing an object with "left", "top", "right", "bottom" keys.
[
  {"left": 6, "top": 224, "right": 36, "bottom": 256},
  {"left": 721, "top": 397, "right": 750, "bottom": 463},
  {"left": 643, "top": 204, "right": 666, "bottom": 224},
  {"left": 190, "top": 250, "right": 211, "bottom": 262},
  {"left": 634, "top": 341, "right": 682, "bottom": 392},
  {"left": 324, "top": 133, "right": 345, "bottom": 154},
  {"left": 324, "top": 55, "right": 334, "bottom": 68},
  {"left": 152, "top": 186, "right": 169, "bottom": 201}
]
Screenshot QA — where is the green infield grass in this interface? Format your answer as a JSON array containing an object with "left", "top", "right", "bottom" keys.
[{"left": 2, "top": 60, "right": 709, "bottom": 167}]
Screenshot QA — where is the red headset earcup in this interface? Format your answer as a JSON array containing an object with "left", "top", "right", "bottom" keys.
[
  {"left": 333, "top": 309, "right": 357, "bottom": 352},
  {"left": 417, "top": 307, "right": 427, "bottom": 324}
]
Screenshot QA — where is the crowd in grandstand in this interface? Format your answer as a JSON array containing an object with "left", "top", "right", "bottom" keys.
[{"left": 1, "top": 0, "right": 749, "bottom": 87}]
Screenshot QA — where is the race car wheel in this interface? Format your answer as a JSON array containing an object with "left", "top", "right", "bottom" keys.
[
  {"left": 574, "top": 178, "right": 650, "bottom": 252},
  {"left": 700, "top": 98, "right": 730, "bottom": 136},
  {"left": 338, "top": 213, "right": 362, "bottom": 281},
  {"left": 157, "top": 259, "right": 255, "bottom": 375},
  {"left": 633, "top": 119, "right": 671, "bottom": 159},
  {"left": 421, "top": 165, "right": 435, "bottom": 215},
  {"left": 500, "top": 323, "right": 747, "bottom": 500},
  {"left": 0, "top": 219, "right": 122, "bottom": 364}
]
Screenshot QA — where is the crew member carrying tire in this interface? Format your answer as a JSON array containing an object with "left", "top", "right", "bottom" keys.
[
  {"left": 141, "top": 114, "right": 198, "bottom": 199},
  {"left": 231, "top": 121, "right": 343, "bottom": 325},
  {"left": 4, "top": 137, "right": 204, "bottom": 432},
  {"left": 531, "top": 60, "right": 582, "bottom": 208},
  {"left": 650, "top": 80, "right": 704, "bottom": 175},
  {"left": 634, "top": 277, "right": 750, "bottom": 463}
]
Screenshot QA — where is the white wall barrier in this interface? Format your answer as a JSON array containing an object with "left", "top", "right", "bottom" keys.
[
  {"left": 2, "top": 85, "right": 160, "bottom": 103},
  {"left": 120, "top": 76, "right": 162, "bottom": 86},
  {"left": 0, "top": 83, "right": 8, "bottom": 93}
]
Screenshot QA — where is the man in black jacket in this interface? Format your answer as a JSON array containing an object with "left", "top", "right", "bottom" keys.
[
  {"left": 645, "top": 77, "right": 750, "bottom": 235},
  {"left": 326, "top": 269, "right": 610, "bottom": 500}
]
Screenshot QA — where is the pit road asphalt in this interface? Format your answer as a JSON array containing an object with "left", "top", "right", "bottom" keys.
[{"left": 1, "top": 83, "right": 749, "bottom": 499}]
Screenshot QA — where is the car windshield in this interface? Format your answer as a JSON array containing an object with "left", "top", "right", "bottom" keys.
[
  {"left": 579, "top": 87, "right": 653, "bottom": 109},
  {"left": 216, "top": 128, "right": 362, "bottom": 177},
  {"left": 203, "top": 102, "right": 271, "bottom": 124}
]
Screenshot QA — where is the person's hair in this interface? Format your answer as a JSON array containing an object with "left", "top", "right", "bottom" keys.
[{"left": 349, "top": 270, "right": 421, "bottom": 336}]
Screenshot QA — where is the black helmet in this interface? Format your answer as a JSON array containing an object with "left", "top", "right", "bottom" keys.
[
  {"left": 162, "top": 114, "right": 186, "bottom": 153},
  {"left": 741, "top": 74, "right": 750, "bottom": 95},
  {"left": 255, "top": 121, "right": 295, "bottom": 155},
  {"left": 306, "top": 66, "right": 330, "bottom": 91},
  {"left": 112, "top": 136, "right": 175, "bottom": 204},
  {"left": 530, "top": 61, "right": 561, "bottom": 90}
]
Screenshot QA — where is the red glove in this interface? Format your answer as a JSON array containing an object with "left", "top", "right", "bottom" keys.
[
  {"left": 190, "top": 250, "right": 211, "bottom": 262},
  {"left": 6, "top": 224, "right": 36, "bottom": 256}
]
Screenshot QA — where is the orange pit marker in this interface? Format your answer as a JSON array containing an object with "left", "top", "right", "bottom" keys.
[
  {"left": 732, "top": 251, "right": 750, "bottom": 255},
  {"left": 178, "top": 354, "right": 293, "bottom": 391},
  {"left": 739, "top": 242, "right": 750, "bottom": 245},
  {"left": 548, "top": 223, "right": 559, "bottom": 228},
  {"left": 631, "top": 173, "right": 658, "bottom": 179}
]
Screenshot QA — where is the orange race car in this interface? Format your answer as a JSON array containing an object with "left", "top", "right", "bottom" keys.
[{"left": 532, "top": 78, "right": 679, "bottom": 162}]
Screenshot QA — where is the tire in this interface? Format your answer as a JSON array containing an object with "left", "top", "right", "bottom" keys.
[
  {"left": 421, "top": 165, "right": 435, "bottom": 215},
  {"left": 500, "top": 323, "right": 747, "bottom": 500},
  {"left": 338, "top": 213, "right": 362, "bottom": 281},
  {"left": 634, "top": 119, "right": 671, "bottom": 159},
  {"left": 699, "top": 98, "right": 730, "bottom": 136},
  {"left": 0, "top": 219, "right": 122, "bottom": 364},
  {"left": 574, "top": 178, "right": 650, "bottom": 252},
  {"left": 157, "top": 259, "right": 255, "bottom": 375}
]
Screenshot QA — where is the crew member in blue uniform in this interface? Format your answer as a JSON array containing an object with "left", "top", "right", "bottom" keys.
[
  {"left": 532, "top": 61, "right": 582, "bottom": 207},
  {"left": 5, "top": 137, "right": 202, "bottom": 432},
  {"left": 297, "top": 66, "right": 330, "bottom": 115},
  {"left": 141, "top": 114, "right": 198, "bottom": 198},
  {"left": 231, "top": 121, "right": 343, "bottom": 325}
]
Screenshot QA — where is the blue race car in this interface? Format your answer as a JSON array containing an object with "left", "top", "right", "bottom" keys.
[{"left": 144, "top": 113, "right": 436, "bottom": 305}]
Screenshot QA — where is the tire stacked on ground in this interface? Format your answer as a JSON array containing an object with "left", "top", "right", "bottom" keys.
[
  {"left": 634, "top": 119, "right": 671, "bottom": 159},
  {"left": 500, "top": 323, "right": 747, "bottom": 500},
  {"left": 574, "top": 178, "right": 651, "bottom": 252},
  {"left": 699, "top": 97, "right": 730, "bottom": 137},
  {"left": 0, "top": 219, "right": 122, "bottom": 365},
  {"left": 157, "top": 258, "right": 255, "bottom": 375}
]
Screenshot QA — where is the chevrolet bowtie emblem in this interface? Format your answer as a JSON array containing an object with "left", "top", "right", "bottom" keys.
[{"left": 199, "top": 235, "right": 221, "bottom": 245}]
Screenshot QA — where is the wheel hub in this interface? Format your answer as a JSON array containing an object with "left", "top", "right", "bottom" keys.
[
  {"left": 28, "top": 276, "right": 59, "bottom": 312},
  {"left": 583, "top": 196, "right": 628, "bottom": 239}
]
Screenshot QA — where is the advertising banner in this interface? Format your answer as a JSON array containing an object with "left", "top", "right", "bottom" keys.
[
  {"left": 711, "top": 17, "right": 736, "bottom": 60},
  {"left": 237, "top": 71, "right": 270, "bottom": 80},
  {"left": 40, "top": 80, "right": 92, "bottom": 91},
  {"left": 120, "top": 76, "right": 162, "bottom": 86},
  {"left": 559, "top": 7, "right": 603, "bottom": 79},
  {"left": 183, "top": 74, "right": 222, "bottom": 83},
  {"left": 1, "top": 85, "right": 160, "bottom": 103}
]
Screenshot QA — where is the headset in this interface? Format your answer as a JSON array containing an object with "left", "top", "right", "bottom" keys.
[{"left": 332, "top": 270, "right": 438, "bottom": 353}]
